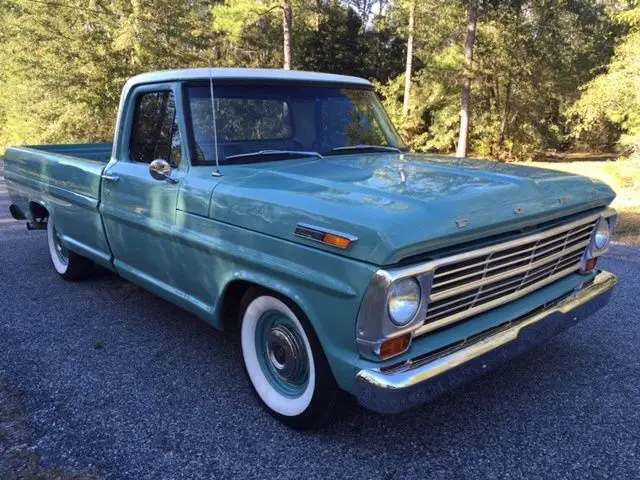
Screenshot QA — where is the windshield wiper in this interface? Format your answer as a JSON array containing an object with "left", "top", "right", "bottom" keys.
[
  {"left": 223, "top": 150, "right": 323, "bottom": 163},
  {"left": 328, "top": 145, "right": 404, "bottom": 154}
]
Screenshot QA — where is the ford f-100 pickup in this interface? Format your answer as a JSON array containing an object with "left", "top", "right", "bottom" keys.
[{"left": 5, "top": 68, "right": 619, "bottom": 429}]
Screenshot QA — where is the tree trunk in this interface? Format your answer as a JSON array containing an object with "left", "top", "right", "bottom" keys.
[
  {"left": 282, "top": 1, "right": 293, "bottom": 70},
  {"left": 314, "top": 0, "right": 322, "bottom": 30},
  {"left": 456, "top": 0, "right": 479, "bottom": 158},
  {"left": 402, "top": 0, "right": 415, "bottom": 117},
  {"left": 498, "top": 76, "right": 512, "bottom": 150},
  {"left": 131, "top": 0, "right": 143, "bottom": 67}
]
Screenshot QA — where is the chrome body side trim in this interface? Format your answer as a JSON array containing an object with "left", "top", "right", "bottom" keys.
[{"left": 355, "top": 270, "right": 618, "bottom": 414}]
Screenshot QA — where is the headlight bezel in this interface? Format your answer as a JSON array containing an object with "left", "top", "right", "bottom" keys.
[
  {"left": 356, "top": 269, "right": 433, "bottom": 360},
  {"left": 581, "top": 210, "right": 617, "bottom": 273},
  {"left": 594, "top": 217, "right": 611, "bottom": 250}
]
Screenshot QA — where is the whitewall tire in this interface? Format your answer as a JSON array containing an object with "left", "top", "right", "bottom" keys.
[
  {"left": 239, "top": 288, "right": 339, "bottom": 429},
  {"left": 46, "top": 216, "right": 93, "bottom": 281}
]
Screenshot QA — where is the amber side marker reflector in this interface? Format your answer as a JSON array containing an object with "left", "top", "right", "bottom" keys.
[
  {"left": 294, "top": 223, "right": 357, "bottom": 250},
  {"left": 322, "top": 233, "right": 352, "bottom": 249},
  {"left": 584, "top": 257, "right": 598, "bottom": 272},
  {"left": 380, "top": 334, "right": 411, "bottom": 360}
]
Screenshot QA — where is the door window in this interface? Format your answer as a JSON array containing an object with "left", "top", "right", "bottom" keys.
[{"left": 130, "top": 91, "right": 182, "bottom": 167}]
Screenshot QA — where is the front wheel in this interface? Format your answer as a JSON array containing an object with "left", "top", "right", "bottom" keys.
[
  {"left": 47, "top": 216, "right": 93, "bottom": 281},
  {"left": 240, "top": 288, "right": 339, "bottom": 430}
]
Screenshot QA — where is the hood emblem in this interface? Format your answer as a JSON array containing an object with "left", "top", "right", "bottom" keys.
[
  {"left": 513, "top": 207, "right": 525, "bottom": 215},
  {"left": 456, "top": 218, "right": 469, "bottom": 229},
  {"left": 398, "top": 165, "right": 406, "bottom": 184},
  {"left": 559, "top": 196, "right": 570, "bottom": 205}
]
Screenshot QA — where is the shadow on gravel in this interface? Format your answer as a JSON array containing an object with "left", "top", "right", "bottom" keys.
[{"left": 0, "top": 378, "right": 98, "bottom": 480}]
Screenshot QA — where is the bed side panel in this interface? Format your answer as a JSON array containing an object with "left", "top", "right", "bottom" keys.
[{"left": 4, "top": 146, "right": 113, "bottom": 267}]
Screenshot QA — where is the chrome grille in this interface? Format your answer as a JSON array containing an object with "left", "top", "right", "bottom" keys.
[{"left": 416, "top": 216, "right": 598, "bottom": 336}]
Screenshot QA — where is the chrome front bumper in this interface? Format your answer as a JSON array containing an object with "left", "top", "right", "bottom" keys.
[{"left": 355, "top": 270, "right": 618, "bottom": 414}]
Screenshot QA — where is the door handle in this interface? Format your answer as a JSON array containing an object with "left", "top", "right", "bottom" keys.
[{"left": 101, "top": 173, "right": 120, "bottom": 182}]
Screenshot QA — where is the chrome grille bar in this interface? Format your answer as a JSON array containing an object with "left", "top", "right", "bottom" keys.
[
  {"left": 429, "top": 238, "right": 590, "bottom": 301},
  {"left": 431, "top": 223, "right": 594, "bottom": 281},
  {"left": 415, "top": 215, "right": 599, "bottom": 337}
]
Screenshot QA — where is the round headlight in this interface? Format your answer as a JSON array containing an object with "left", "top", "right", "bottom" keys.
[
  {"left": 594, "top": 218, "right": 610, "bottom": 250},
  {"left": 388, "top": 278, "right": 421, "bottom": 326}
]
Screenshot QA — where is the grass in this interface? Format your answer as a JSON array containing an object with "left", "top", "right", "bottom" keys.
[{"left": 531, "top": 155, "right": 640, "bottom": 245}]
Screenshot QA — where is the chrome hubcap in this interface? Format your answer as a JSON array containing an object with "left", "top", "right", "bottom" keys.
[
  {"left": 266, "top": 325, "right": 305, "bottom": 382},
  {"left": 255, "top": 311, "right": 310, "bottom": 397}
]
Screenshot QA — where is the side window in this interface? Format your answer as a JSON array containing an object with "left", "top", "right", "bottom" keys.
[{"left": 130, "top": 91, "right": 182, "bottom": 167}]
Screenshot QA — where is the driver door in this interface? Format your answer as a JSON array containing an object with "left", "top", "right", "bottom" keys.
[{"left": 100, "top": 83, "right": 188, "bottom": 291}]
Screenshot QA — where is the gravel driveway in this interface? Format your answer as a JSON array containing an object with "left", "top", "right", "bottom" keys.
[{"left": 1, "top": 160, "right": 639, "bottom": 479}]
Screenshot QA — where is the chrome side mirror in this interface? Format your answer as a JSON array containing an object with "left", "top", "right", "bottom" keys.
[{"left": 149, "top": 159, "right": 177, "bottom": 183}]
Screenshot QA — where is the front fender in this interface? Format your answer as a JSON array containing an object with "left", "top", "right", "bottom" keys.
[{"left": 173, "top": 211, "right": 377, "bottom": 391}]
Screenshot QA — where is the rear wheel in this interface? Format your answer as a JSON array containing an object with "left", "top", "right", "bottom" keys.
[
  {"left": 239, "top": 288, "right": 339, "bottom": 430},
  {"left": 46, "top": 217, "right": 93, "bottom": 281}
]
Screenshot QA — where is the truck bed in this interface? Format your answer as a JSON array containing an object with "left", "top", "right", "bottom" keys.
[
  {"left": 28, "top": 143, "right": 113, "bottom": 163},
  {"left": 4, "top": 142, "right": 113, "bottom": 268}
]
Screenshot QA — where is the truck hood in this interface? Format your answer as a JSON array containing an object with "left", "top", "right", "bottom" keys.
[{"left": 209, "top": 153, "right": 615, "bottom": 265}]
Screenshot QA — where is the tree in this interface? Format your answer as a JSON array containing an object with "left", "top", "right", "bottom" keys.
[
  {"left": 569, "top": 1, "right": 640, "bottom": 154},
  {"left": 402, "top": 0, "right": 415, "bottom": 117},
  {"left": 283, "top": 1, "right": 293, "bottom": 69},
  {"left": 0, "top": 0, "right": 627, "bottom": 161},
  {"left": 456, "top": 0, "right": 478, "bottom": 158},
  {"left": 212, "top": 0, "right": 295, "bottom": 70},
  {"left": 298, "top": 3, "right": 366, "bottom": 75},
  {"left": 0, "top": 0, "right": 219, "bottom": 150}
]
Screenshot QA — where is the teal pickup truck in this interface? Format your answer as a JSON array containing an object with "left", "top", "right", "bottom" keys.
[{"left": 5, "top": 68, "right": 619, "bottom": 429}]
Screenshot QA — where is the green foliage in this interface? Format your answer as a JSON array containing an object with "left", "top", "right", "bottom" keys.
[
  {"left": 568, "top": 1, "right": 640, "bottom": 154},
  {"left": 298, "top": 4, "right": 366, "bottom": 75},
  {"left": 0, "top": 0, "right": 636, "bottom": 160},
  {"left": 377, "top": 0, "right": 618, "bottom": 160},
  {"left": 211, "top": 0, "right": 284, "bottom": 68},
  {"left": 0, "top": 0, "right": 219, "bottom": 151}
]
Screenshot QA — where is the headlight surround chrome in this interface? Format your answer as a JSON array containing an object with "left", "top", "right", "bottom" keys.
[
  {"left": 594, "top": 217, "right": 610, "bottom": 250},
  {"left": 581, "top": 209, "right": 617, "bottom": 273},
  {"left": 387, "top": 278, "right": 421, "bottom": 326},
  {"left": 356, "top": 270, "right": 432, "bottom": 361}
]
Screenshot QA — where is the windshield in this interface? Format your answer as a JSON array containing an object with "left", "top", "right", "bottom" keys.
[{"left": 185, "top": 84, "right": 406, "bottom": 164}]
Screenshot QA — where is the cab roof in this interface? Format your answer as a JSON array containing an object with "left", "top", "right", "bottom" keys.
[{"left": 126, "top": 68, "right": 372, "bottom": 89}]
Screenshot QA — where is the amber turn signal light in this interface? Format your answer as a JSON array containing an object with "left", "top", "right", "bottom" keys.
[
  {"left": 294, "top": 224, "right": 357, "bottom": 250},
  {"left": 583, "top": 257, "right": 598, "bottom": 272},
  {"left": 379, "top": 333, "right": 411, "bottom": 360},
  {"left": 322, "top": 232, "right": 352, "bottom": 249}
]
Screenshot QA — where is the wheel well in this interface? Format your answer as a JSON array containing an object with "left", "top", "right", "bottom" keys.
[
  {"left": 221, "top": 280, "right": 254, "bottom": 331},
  {"left": 29, "top": 202, "right": 49, "bottom": 222},
  {"left": 220, "top": 280, "right": 309, "bottom": 333}
]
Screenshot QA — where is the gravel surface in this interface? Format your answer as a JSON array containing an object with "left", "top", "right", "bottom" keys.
[{"left": 1, "top": 159, "right": 639, "bottom": 479}]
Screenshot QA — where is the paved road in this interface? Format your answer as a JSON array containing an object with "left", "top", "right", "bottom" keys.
[{"left": 1, "top": 160, "right": 639, "bottom": 479}]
